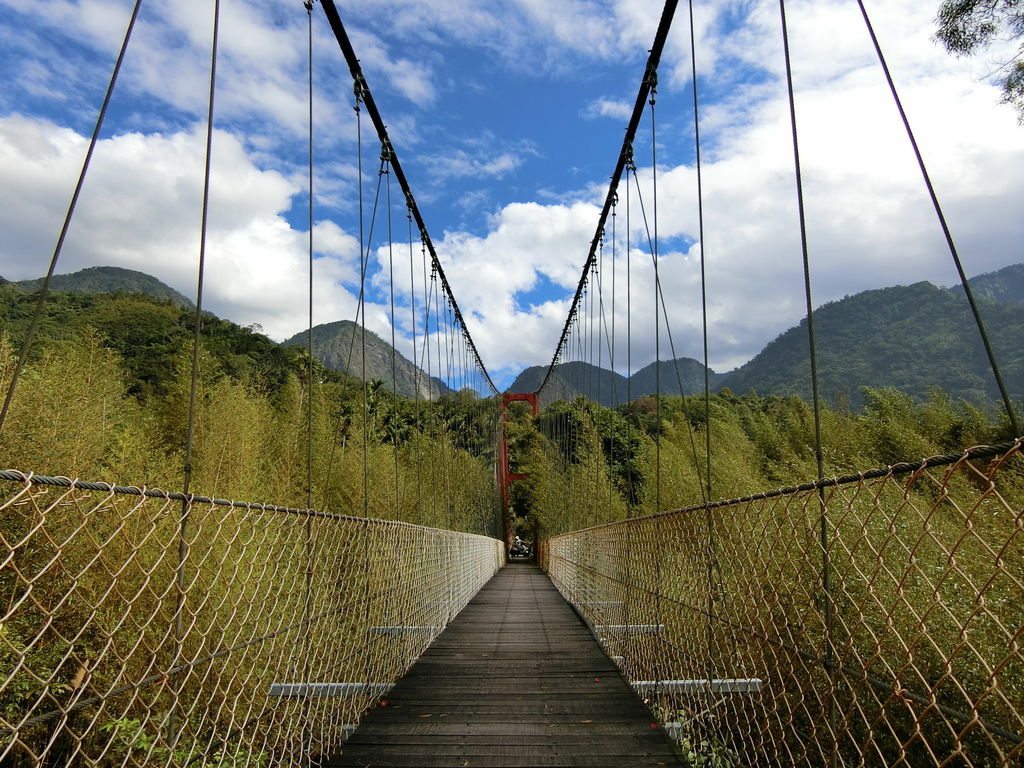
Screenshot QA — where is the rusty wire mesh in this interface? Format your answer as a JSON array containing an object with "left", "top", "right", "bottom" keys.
[
  {"left": 0, "top": 471, "right": 503, "bottom": 767},
  {"left": 541, "top": 440, "right": 1024, "bottom": 767}
]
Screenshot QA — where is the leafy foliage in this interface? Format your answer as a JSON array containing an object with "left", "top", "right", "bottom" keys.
[
  {"left": 0, "top": 286, "right": 306, "bottom": 399},
  {"left": 6, "top": 265, "right": 194, "bottom": 307},
  {"left": 511, "top": 386, "right": 1017, "bottom": 536},
  {"left": 720, "top": 281, "right": 1024, "bottom": 409},
  {"left": 0, "top": 311, "right": 500, "bottom": 536},
  {"left": 935, "top": 0, "right": 1024, "bottom": 120}
]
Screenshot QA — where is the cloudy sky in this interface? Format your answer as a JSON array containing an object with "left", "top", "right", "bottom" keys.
[{"left": 1, "top": 0, "right": 1021, "bottom": 390}]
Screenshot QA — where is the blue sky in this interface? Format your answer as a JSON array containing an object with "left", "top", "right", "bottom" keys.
[{"left": 1, "top": 0, "right": 1023, "bottom": 390}]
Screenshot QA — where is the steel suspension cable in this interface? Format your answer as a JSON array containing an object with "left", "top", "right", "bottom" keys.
[
  {"left": 321, "top": 90, "right": 385, "bottom": 513},
  {"left": 305, "top": 0, "right": 315, "bottom": 515},
  {"left": 385, "top": 155, "right": 400, "bottom": 520},
  {"left": 626, "top": 170, "right": 634, "bottom": 511},
  {"left": 590, "top": 271, "right": 597, "bottom": 401},
  {"left": 416, "top": 240, "right": 431, "bottom": 377},
  {"left": 688, "top": 0, "right": 720, "bottom": 687},
  {"left": 302, "top": 3, "right": 315, "bottom": 759},
  {"left": 611, "top": 196, "right": 621, "bottom": 515},
  {"left": 855, "top": 0, "right": 1019, "bottom": 437},
  {"left": 611, "top": 197, "right": 617, "bottom": 406},
  {"left": 649, "top": 76, "right": 661, "bottom": 515},
  {"left": 319, "top": 0, "right": 497, "bottom": 396},
  {"left": 171, "top": 0, "right": 220, "bottom": 747},
  {"left": 0, "top": 0, "right": 143, "bottom": 433},
  {"left": 408, "top": 206, "right": 423, "bottom": 524},
  {"left": 647, "top": 83, "right": 666, "bottom": 670},
  {"left": 429, "top": 261, "right": 442, "bottom": 527},
  {"left": 591, "top": 233, "right": 623, "bottom": 513},
  {"left": 356, "top": 82, "right": 370, "bottom": 518},
  {"left": 779, "top": 1, "right": 835, "bottom": 759},
  {"left": 629, "top": 164, "right": 708, "bottom": 506},
  {"left": 688, "top": 0, "right": 712, "bottom": 505},
  {"left": 533, "top": 0, "right": 679, "bottom": 398}
]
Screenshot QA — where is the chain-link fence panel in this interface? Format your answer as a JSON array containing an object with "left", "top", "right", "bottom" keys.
[
  {"left": 541, "top": 441, "right": 1024, "bottom": 767},
  {"left": 0, "top": 470, "right": 503, "bottom": 767}
]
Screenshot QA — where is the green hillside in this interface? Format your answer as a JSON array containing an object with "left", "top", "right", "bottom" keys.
[
  {"left": 9, "top": 265, "right": 193, "bottom": 307},
  {"left": 281, "top": 320, "right": 449, "bottom": 400},
  {"left": 629, "top": 358, "right": 726, "bottom": 399},
  {"left": 507, "top": 358, "right": 723, "bottom": 406},
  {"left": 0, "top": 267, "right": 449, "bottom": 402},
  {"left": 0, "top": 286, "right": 304, "bottom": 398},
  {"left": 949, "top": 262, "right": 1024, "bottom": 307},
  {"left": 507, "top": 361, "right": 628, "bottom": 407},
  {"left": 719, "top": 281, "right": 1024, "bottom": 407}
]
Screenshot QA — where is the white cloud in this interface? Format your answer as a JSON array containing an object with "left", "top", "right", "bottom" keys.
[
  {"left": 583, "top": 97, "right": 633, "bottom": 120},
  {"left": 2, "top": 0, "right": 1022, "bottom": 393},
  {"left": 411, "top": 0, "right": 1024, "bottom": 382},
  {"left": 423, "top": 148, "right": 525, "bottom": 180},
  {"left": 0, "top": 115, "right": 374, "bottom": 342},
  {"left": 420, "top": 201, "right": 603, "bottom": 377}
]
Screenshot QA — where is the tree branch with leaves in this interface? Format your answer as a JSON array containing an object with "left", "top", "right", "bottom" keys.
[{"left": 935, "top": 0, "right": 1024, "bottom": 121}]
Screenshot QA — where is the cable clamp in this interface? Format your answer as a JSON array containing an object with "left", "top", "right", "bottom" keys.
[
  {"left": 353, "top": 73, "right": 367, "bottom": 103},
  {"left": 645, "top": 63, "right": 658, "bottom": 96}
]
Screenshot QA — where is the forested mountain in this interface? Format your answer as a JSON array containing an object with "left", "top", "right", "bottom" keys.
[
  {"left": 281, "top": 320, "right": 450, "bottom": 400},
  {"left": 507, "top": 358, "right": 723, "bottom": 407},
  {"left": 7, "top": 263, "right": 1023, "bottom": 410},
  {"left": 950, "top": 263, "right": 1024, "bottom": 306},
  {"left": 719, "top": 281, "right": 1024, "bottom": 407},
  {"left": 507, "top": 361, "right": 628, "bottom": 407},
  {"left": 0, "top": 267, "right": 448, "bottom": 401},
  {"left": 0, "top": 286, "right": 302, "bottom": 398},
  {"left": 630, "top": 358, "right": 727, "bottom": 399},
  {"left": 508, "top": 264, "right": 1024, "bottom": 410},
  {"left": 6, "top": 265, "right": 193, "bottom": 307}
]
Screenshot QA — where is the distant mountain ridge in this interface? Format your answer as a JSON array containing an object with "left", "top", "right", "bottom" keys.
[
  {"left": 9, "top": 263, "right": 1023, "bottom": 409},
  {"left": 720, "top": 281, "right": 1024, "bottom": 407},
  {"left": 950, "top": 263, "right": 1024, "bottom": 307},
  {"left": 6, "top": 266, "right": 194, "bottom": 307},
  {"left": 282, "top": 320, "right": 450, "bottom": 401},
  {"left": 508, "top": 264, "right": 1024, "bottom": 409},
  {"left": 507, "top": 357, "right": 726, "bottom": 407},
  {"left": 1, "top": 266, "right": 446, "bottom": 401}
]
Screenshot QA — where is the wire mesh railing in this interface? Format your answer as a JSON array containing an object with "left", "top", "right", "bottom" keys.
[
  {"left": 0, "top": 471, "right": 503, "bottom": 767},
  {"left": 541, "top": 440, "right": 1024, "bottom": 767}
]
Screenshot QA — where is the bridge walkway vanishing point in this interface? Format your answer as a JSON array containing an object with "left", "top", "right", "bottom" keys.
[{"left": 324, "top": 560, "right": 682, "bottom": 767}]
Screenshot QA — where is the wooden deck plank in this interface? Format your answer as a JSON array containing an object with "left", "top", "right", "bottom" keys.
[{"left": 319, "top": 562, "right": 682, "bottom": 767}]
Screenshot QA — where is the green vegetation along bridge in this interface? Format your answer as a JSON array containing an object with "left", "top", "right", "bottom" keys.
[{"left": 1, "top": 0, "right": 1022, "bottom": 766}]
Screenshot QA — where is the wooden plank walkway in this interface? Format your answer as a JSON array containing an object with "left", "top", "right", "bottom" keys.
[{"left": 322, "top": 560, "right": 682, "bottom": 767}]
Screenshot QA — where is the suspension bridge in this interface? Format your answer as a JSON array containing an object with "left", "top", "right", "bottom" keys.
[{"left": 1, "top": 1, "right": 1022, "bottom": 767}]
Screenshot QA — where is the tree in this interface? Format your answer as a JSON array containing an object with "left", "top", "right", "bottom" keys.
[{"left": 935, "top": 0, "right": 1024, "bottom": 120}]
